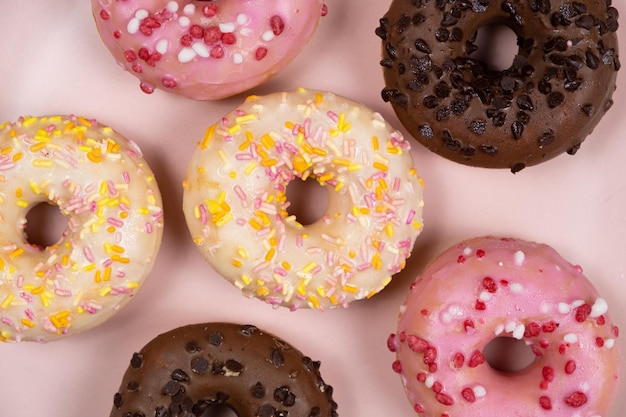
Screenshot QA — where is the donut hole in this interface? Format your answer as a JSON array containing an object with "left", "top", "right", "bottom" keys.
[
  {"left": 24, "top": 202, "right": 68, "bottom": 249},
  {"left": 483, "top": 337, "right": 536, "bottom": 374},
  {"left": 285, "top": 177, "right": 329, "bottom": 225},
  {"left": 198, "top": 403, "right": 238, "bottom": 417},
  {"left": 470, "top": 23, "right": 519, "bottom": 71}
]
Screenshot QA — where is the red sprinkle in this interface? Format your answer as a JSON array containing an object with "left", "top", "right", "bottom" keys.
[
  {"left": 210, "top": 45, "right": 225, "bottom": 59},
  {"left": 559, "top": 343, "right": 569, "bottom": 355},
  {"left": 139, "top": 82, "right": 154, "bottom": 94},
  {"left": 321, "top": 4, "right": 328, "bottom": 16},
  {"left": 575, "top": 303, "right": 592, "bottom": 322},
  {"left": 432, "top": 381, "right": 443, "bottom": 393},
  {"left": 457, "top": 255, "right": 466, "bottom": 263},
  {"left": 531, "top": 346, "right": 544, "bottom": 357},
  {"left": 204, "top": 26, "right": 222, "bottom": 45},
  {"left": 542, "top": 366, "right": 554, "bottom": 382},
  {"left": 414, "top": 404, "right": 425, "bottom": 413},
  {"left": 255, "top": 47, "right": 268, "bottom": 61},
  {"left": 436, "top": 392, "right": 454, "bottom": 406},
  {"left": 386, "top": 334, "right": 397, "bottom": 352},
  {"left": 564, "top": 391, "right": 588, "bottom": 408},
  {"left": 99, "top": 9, "right": 110, "bottom": 20},
  {"left": 138, "top": 47, "right": 150, "bottom": 61},
  {"left": 468, "top": 351, "right": 485, "bottom": 368},
  {"left": 565, "top": 360, "right": 576, "bottom": 374},
  {"left": 270, "top": 15, "right": 285, "bottom": 36},
  {"left": 221, "top": 33, "right": 236, "bottom": 45},
  {"left": 190, "top": 25, "right": 205, "bottom": 39},
  {"left": 596, "top": 315, "right": 606, "bottom": 325},
  {"left": 417, "top": 372, "right": 427, "bottom": 382},
  {"left": 482, "top": 277, "right": 497, "bottom": 293},
  {"left": 463, "top": 319, "right": 475, "bottom": 332},
  {"left": 475, "top": 300, "right": 486, "bottom": 310},
  {"left": 407, "top": 335, "right": 429, "bottom": 353},
  {"left": 113, "top": 30, "right": 122, "bottom": 39},
  {"left": 542, "top": 321, "right": 558, "bottom": 333},
  {"left": 476, "top": 249, "right": 485, "bottom": 258},
  {"left": 131, "top": 63, "right": 142, "bottom": 73},
  {"left": 461, "top": 388, "right": 476, "bottom": 402},
  {"left": 124, "top": 50, "right": 137, "bottom": 62},
  {"left": 423, "top": 346, "right": 437, "bottom": 365},
  {"left": 181, "top": 34, "right": 193, "bottom": 47},
  {"left": 596, "top": 337, "right": 605, "bottom": 347},
  {"left": 524, "top": 322, "right": 541, "bottom": 338},
  {"left": 451, "top": 352, "right": 465, "bottom": 369},
  {"left": 391, "top": 360, "right": 402, "bottom": 373},
  {"left": 202, "top": 4, "right": 218, "bottom": 18},
  {"left": 539, "top": 396, "right": 552, "bottom": 410},
  {"left": 161, "top": 77, "right": 177, "bottom": 89}
]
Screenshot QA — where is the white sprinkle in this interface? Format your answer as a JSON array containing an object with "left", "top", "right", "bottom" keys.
[
  {"left": 178, "top": 47, "right": 196, "bottom": 63},
  {"left": 233, "top": 53, "right": 244, "bottom": 64},
  {"left": 505, "top": 321, "right": 517, "bottom": 333},
  {"left": 564, "top": 333, "right": 578, "bottom": 344},
  {"left": 513, "top": 250, "right": 525, "bottom": 266},
  {"left": 513, "top": 324, "right": 525, "bottom": 340},
  {"left": 156, "top": 39, "right": 169, "bottom": 55},
  {"left": 178, "top": 16, "right": 190, "bottom": 27},
  {"left": 183, "top": 3, "right": 196, "bottom": 15},
  {"left": 261, "top": 30, "right": 275, "bottom": 41},
  {"left": 166, "top": 1, "right": 179, "bottom": 12},
  {"left": 571, "top": 299, "right": 585, "bottom": 308},
  {"left": 192, "top": 42, "right": 210, "bottom": 58},
  {"left": 127, "top": 18, "right": 140, "bottom": 34},
  {"left": 135, "top": 9, "right": 149, "bottom": 20},
  {"left": 399, "top": 305, "right": 407, "bottom": 315},
  {"left": 237, "top": 13, "right": 249, "bottom": 25},
  {"left": 589, "top": 298, "right": 608, "bottom": 318},
  {"left": 540, "top": 302, "right": 549, "bottom": 313},
  {"left": 473, "top": 385, "right": 487, "bottom": 398},
  {"left": 558, "top": 302, "right": 571, "bottom": 314},
  {"left": 509, "top": 283, "right": 523, "bottom": 293},
  {"left": 424, "top": 375, "right": 435, "bottom": 389},
  {"left": 463, "top": 246, "right": 472, "bottom": 256},
  {"left": 605, "top": 338, "right": 615, "bottom": 349},
  {"left": 479, "top": 291, "right": 493, "bottom": 302},
  {"left": 494, "top": 323, "right": 504, "bottom": 336},
  {"left": 220, "top": 22, "right": 236, "bottom": 33}
]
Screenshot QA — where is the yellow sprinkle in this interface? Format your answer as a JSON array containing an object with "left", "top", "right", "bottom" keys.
[
  {"left": 244, "top": 162, "right": 257, "bottom": 175},
  {"left": 260, "top": 158, "right": 277, "bottom": 167},
  {"left": 372, "top": 252, "right": 383, "bottom": 270},
  {"left": 214, "top": 212, "right": 233, "bottom": 227},
  {"left": 83, "top": 263, "right": 96, "bottom": 272},
  {"left": 218, "top": 149, "right": 229, "bottom": 164},
  {"left": 343, "top": 284, "right": 359, "bottom": 293},
  {"left": 232, "top": 259, "right": 243, "bottom": 267},
  {"left": 265, "top": 248, "right": 275, "bottom": 261},
  {"left": 301, "top": 261, "right": 317, "bottom": 274},
  {"left": 373, "top": 162, "right": 388, "bottom": 171},
  {"left": 318, "top": 173, "right": 333, "bottom": 184},
  {"left": 32, "top": 159, "right": 54, "bottom": 168},
  {"left": 1, "top": 293, "right": 15, "bottom": 309},
  {"left": 104, "top": 266, "right": 112, "bottom": 282},
  {"left": 292, "top": 154, "right": 309, "bottom": 174},
  {"left": 281, "top": 261, "right": 291, "bottom": 271},
  {"left": 228, "top": 124, "right": 242, "bottom": 135},
  {"left": 241, "top": 274, "right": 251, "bottom": 286},
  {"left": 308, "top": 294, "right": 320, "bottom": 309},
  {"left": 201, "top": 125, "right": 216, "bottom": 149},
  {"left": 21, "top": 318, "right": 35, "bottom": 328},
  {"left": 112, "top": 255, "right": 130, "bottom": 264},
  {"left": 257, "top": 287, "right": 270, "bottom": 297},
  {"left": 260, "top": 134, "right": 275, "bottom": 150},
  {"left": 386, "top": 223, "right": 394, "bottom": 237},
  {"left": 235, "top": 114, "right": 258, "bottom": 124},
  {"left": 12, "top": 152, "right": 23, "bottom": 162},
  {"left": 126, "top": 281, "right": 139, "bottom": 289},
  {"left": 15, "top": 200, "right": 28, "bottom": 208},
  {"left": 99, "top": 287, "right": 112, "bottom": 297},
  {"left": 9, "top": 248, "right": 24, "bottom": 259},
  {"left": 78, "top": 116, "right": 92, "bottom": 127},
  {"left": 87, "top": 152, "right": 102, "bottom": 163}
]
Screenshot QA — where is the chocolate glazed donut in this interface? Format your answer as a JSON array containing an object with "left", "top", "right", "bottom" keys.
[
  {"left": 110, "top": 323, "right": 338, "bottom": 417},
  {"left": 377, "top": 0, "right": 620, "bottom": 172}
]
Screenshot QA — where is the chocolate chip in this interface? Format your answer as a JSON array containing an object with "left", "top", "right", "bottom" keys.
[
  {"left": 191, "top": 357, "right": 210, "bottom": 374},
  {"left": 582, "top": 104, "right": 594, "bottom": 116},
  {"left": 602, "top": 49, "right": 615, "bottom": 65},
  {"left": 412, "top": 13, "right": 427, "bottom": 25},
  {"left": 385, "top": 43, "right": 398, "bottom": 60},
  {"left": 450, "top": 27, "right": 464, "bottom": 42},
  {"left": 209, "top": 332, "right": 223, "bottom": 346},
  {"left": 564, "top": 78, "right": 582, "bottom": 91},
  {"left": 491, "top": 111, "right": 507, "bottom": 127},
  {"left": 436, "top": 106, "right": 452, "bottom": 121},
  {"left": 258, "top": 404, "right": 276, "bottom": 417},
  {"left": 423, "top": 96, "right": 439, "bottom": 109},
  {"left": 270, "top": 348, "right": 285, "bottom": 367},
  {"left": 434, "top": 81, "right": 451, "bottom": 98},
  {"left": 396, "top": 14, "right": 411, "bottom": 33},
  {"left": 435, "top": 28, "right": 450, "bottom": 42},
  {"left": 171, "top": 368, "right": 190, "bottom": 382},
  {"left": 163, "top": 380, "right": 182, "bottom": 396},
  {"left": 127, "top": 381, "right": 140, "bottom": 392},
  {"left": 517, "top": 111, "right": 531, "bottom": 124},
  {"left": 309, "top": 407, "right": 322, "bottom": 417},
  {"left": 500, "top": 76, "right": 516, "bottom": 91},
  {"left": 547, "top": 91, "right": 565, "bottom": 108},
  {"left": 479, "top": 144, "right": 498, "bottom": 156},
  {"left": 411, "top": 55, "right": 432, "bottom": 72},
  {"left": 419, "top": 125, "right": 434, "bottom": 139},
  {"left": 516, "top": 95, "right": 534, "bottom": 111},
  {"left": 154, "top": 405, "right": 169, "bottom": 417},
  {"left": 252, "top": 382, "right": 266, "bottom": 398},
  {"left": 223, "top": 359, "right": 243, "bottom": 375},
  {"left": 470, "top": 120, "right": 487, "bottom": 135},
  {"left": 113, "top": 392, "right": 124, "bottom": 408},
  {"left": 130, "top": 352, "right": 143, "bottom": 369},
  {"left": 185, "top": 341, "right": 201, "bottom": 353},
  {"left": 511, "top": 121, "right": 524, "bottom": 139},
  {"left": 375, "top": 18, "right": 388, "bottom": 40},
  {"left": 538, "top": 130, "right": 556, "bottom": 148},
  {"left": 415, "top": 38, "right": 431, "bottom": 54},
  {"left": 511, "top": 162, "right": 526, "bottom": 173},
  {"left": 274, "top": 386, "right": 296, "bottom": 406},
  {"left": 575, "top": 14, "right": 594, "bottom": 30}
]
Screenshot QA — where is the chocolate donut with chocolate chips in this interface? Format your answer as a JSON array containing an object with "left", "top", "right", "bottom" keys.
[
  {"left": 110, "top": 323, "right": 338, "bottom": 417},
  {"left": 377, "top": 0, "right": 620, "bottom": 172}
]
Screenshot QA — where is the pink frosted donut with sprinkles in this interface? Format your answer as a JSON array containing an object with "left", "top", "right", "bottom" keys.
[
  {"left": 389, "top": 236, "right": 620, "bottom": 417},
  {"left": 92, "top": 0, "right": 327, "bottom": 100},
  {"left": 0, "top": 116, "right": 164, "bottom": 343},
  {"left": 183, "top": 88, "right": 425, "bottom": 310}
]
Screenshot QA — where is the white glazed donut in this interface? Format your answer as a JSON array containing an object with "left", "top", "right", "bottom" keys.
[
  {"left": 0, "top": 115, "right": 164, "bottom": 343},
  {"left": 92, "top": 0, "right": 327, "bottom": 100},
  {"left": 183, "top": 88, "right": 425, "bottom": 310}
]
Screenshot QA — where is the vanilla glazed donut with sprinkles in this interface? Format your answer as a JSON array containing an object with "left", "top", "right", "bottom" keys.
[
  {"left": 183, "top": 88, "right": 425, "bottom": 310},
  {"left": 0, "top": 115, "right": 164, "bottom": 343},
  {"left": 92, "top": 0, "right": 327, "bottom": 100},
  {"left": 389, "top": 236, "right": 620, "bottom": 417}
]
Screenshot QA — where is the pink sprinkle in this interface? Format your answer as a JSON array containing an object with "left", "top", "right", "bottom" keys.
[
  {"left": 54, "top": 289, "right": 72, "bottom": 297},
  {"left": 326, "top": 111, "right": 339, "bottom": 123},
  {"left": 107, "top": 217, "right": 124, "bottom": 227},
  {"left": 1, "top": 317, "right": 14, "bottom": 326},
  {"left": 145, "top": 222, "right": 153, "bottom": 234},
  {"left": 19, "top": 292, "right": 33, "bottom": 303},
  {"left": 296, "top": 235, "right": 304, "bottom": 248},
  {"left": 84, "top": 246, "right": 95, "bottom": 263},
  {"left": 199, "top": 204, "right": 208, "bottom": 225},
  {"left": 405, "top": 209, "right": 416, "bottom": 225},
  {"left": 122, "top": 171, "right": 130, "bottom": 183}
]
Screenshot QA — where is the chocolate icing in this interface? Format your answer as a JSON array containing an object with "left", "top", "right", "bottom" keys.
[
  {"left": 377, "top": 0, "right": 620, "bottom": 172},
  {"left": 110, "top": 323, "right": 338, "bottom": 417}
]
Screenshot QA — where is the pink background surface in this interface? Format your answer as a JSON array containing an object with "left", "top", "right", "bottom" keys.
[{"left": 1, "top": 1, "right": 625, "bottom": 416}]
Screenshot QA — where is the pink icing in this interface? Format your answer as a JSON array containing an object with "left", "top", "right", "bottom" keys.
[
  {"left": 92, "top": 0, "right": 326, "bottom": 100},
  {"left": 390, "top": 236, "right": 620, "bottom": 417}
]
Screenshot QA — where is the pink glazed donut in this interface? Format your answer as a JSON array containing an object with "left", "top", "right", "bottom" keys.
[
  {"left": 389, "top": 236, "right": 620, "bottom": 417},
  {"left": 92, "top": 1, "right": 327, "bottom": 100}
]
